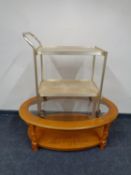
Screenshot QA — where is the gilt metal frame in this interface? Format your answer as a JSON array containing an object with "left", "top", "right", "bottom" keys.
[{"left": 23, "top": 32, "right": 107, "bottom": 116}]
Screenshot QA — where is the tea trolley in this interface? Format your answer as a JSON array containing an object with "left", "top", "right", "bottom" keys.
[{"left": 19, "top": 32, "right": 118, "bottom": 151}]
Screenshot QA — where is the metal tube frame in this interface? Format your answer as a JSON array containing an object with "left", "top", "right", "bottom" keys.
[
  {"left": 97, "top": 52, "right": 108, "bottom": 113},
  {"left": 91, "top": 50, "right": 107, "bottom": 116},
  {"left": 23, "top": 32, "right": 43, "bottom": 115},
  {"left": 91, "top": 55, "right": 96, "bottom": 81},
  {"left": 33, "top": 51, "right": 43, "bottom": 115},
  {"left": 23, "top": 32, "right": 108, "bottom": 117},
  {"left": 40, "top": 54, "right": 44, "bottom": 81}
]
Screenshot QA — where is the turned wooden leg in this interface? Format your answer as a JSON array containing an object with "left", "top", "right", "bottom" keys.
[
  {"left": 30, "top": 125, "right": 38, "bottom": 151},
  {"left": 99, "top": 124, "right": 111, "bottom": 150}
]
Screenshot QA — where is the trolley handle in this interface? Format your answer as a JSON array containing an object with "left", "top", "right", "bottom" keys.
[{"left": 23, "top": 32, "right": 42, "bottom": 50}]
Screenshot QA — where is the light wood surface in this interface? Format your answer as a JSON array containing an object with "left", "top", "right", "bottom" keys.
[
  {"left": 28, "top": 126, "right": 103, "bottom": 151},
  {"left": 19, "top": 97, "right": 118, "bottom": 151},
  {"left": 39, "top": 80, "right": 99, "bottom": 97}
]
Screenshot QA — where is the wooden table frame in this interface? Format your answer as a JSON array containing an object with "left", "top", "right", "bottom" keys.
[{"left": 19, "top": 96, "right": 118, "bottom": 151}]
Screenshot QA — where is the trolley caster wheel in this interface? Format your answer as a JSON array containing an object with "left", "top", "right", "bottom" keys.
[
  {"left": 43, "top": 97, "right": 48, "bottom": 101},
  {"left": 96, "top": 109, "right": 101, "bottom": 117},
  {"left": 39, "top": 110, "right": 46, "bottom": 118}
]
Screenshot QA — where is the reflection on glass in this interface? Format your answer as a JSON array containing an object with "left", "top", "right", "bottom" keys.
[{"left": 29, "top": 98, "right": 109, "bottom": 121}]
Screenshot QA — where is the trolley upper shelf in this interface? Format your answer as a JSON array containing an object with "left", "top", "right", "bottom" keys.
[
  {"left": 23, "top": 32, "right": 107, "bottom": 56},
  {"left": 36, "top": 46, "right": 107, "bottom": 56}
]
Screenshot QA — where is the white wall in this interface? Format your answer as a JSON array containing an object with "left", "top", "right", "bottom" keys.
[{"left": 0, "top": 0, "right": 131, "bottom": 113}]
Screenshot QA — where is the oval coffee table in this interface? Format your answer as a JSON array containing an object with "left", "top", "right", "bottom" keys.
[{"left": 19, "top": 96, "right": 118, "bottom": 151}]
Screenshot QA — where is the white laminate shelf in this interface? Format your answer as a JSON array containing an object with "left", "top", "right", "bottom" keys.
[
  {"left": 36, "top": 46, "right": 107, "bottom": 56},
  {"left": 38, "top": 80, "right": 99, "bottom": 97}
]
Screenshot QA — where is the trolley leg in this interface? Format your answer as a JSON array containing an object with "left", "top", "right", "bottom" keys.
[
  {"left": 33, "top": 51, "right": 43, "bottom": 117},
  {"left": 40, "top": 97, "right": 47, "bottom": 117},
  {"left": 37, "top": 96, "right": 43, "bottom": 116},
  {"left": 95, "top": 96, "right": 102, "bottom": 117},
  {"left": 92, "top": 97, "right": 97, "bottom": 118},
  {"left": 97, "top": 99, "right": 101, "bottom": 115},
  {"left": 39, "top": 97, "right": 47, "bottom": 117},
  {"left": 37, "top": 96, "right": 48, "bottom": 117}
]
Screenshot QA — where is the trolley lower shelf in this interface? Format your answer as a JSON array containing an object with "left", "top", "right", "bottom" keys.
[
  {"left": 19, "top": 96, "right": 118, "bottom": 151},
  {"left": 39, "top": 80, "right": 98, "bottom": 97}
]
